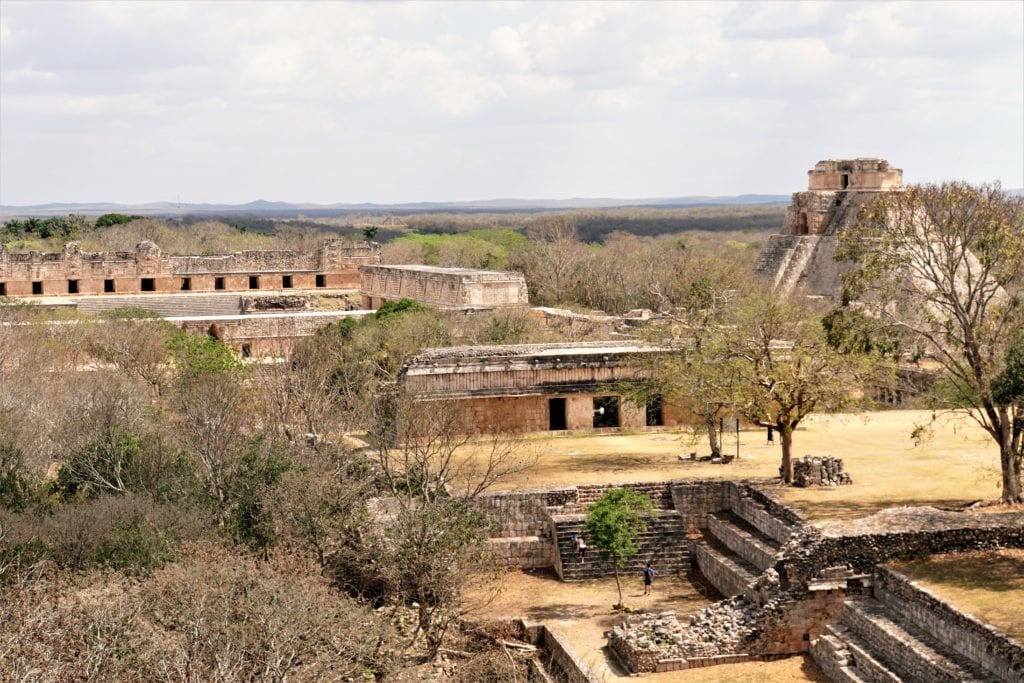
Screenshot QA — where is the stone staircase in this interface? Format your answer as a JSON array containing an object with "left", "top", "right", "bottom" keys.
[
  {"left": 811, "top": 597, "right": 992, "bottom": 683},
  {"left": 753, "top": 234, "right": 800, "bottom": 278},
  {"left": 553, "top": 511, "right": 687, "bottom": 581},
  {"left": 693, "top": 493, "right": 793, "bottom": 598},
  {"left": 74, "top": 293, "right": 245, "bottom": 317}
]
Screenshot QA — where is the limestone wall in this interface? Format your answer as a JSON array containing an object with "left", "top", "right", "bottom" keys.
[
  {"left": 359, "top": 264, "right": 527, "bottom": 309},
  {"left": 0, "top": 240, "right": 378, "bottom": 297},
  {"left": 873, "top": 567, "right": 1024, "bottom": 681}
]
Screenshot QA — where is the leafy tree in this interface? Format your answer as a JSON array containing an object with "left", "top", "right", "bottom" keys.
[
  {"left": 727, "top": 291, "right": 890, "bottom": 483},
  {"left": 583, "top": 488, "right": 654, "bottom": 607},
  {"left": 839, "top": 182, "right": 1024, "bottom": 503},
  {"left": 94, "top": 213, "right": 142, "bottom": 228}
]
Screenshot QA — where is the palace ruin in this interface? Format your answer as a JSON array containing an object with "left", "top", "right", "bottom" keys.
[
  {"left": 359, "top": 263, "right": 529, "bottom": 310},
  {"left": 0, "top": 239, "right": 379, "bottom": 297}
]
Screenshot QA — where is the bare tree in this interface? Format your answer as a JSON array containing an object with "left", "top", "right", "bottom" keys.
[{"left": 839, "top": 182, "right": 1024, "bottom": 503}]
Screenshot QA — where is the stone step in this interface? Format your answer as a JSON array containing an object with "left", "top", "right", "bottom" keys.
[
  {"left": 693, "top": 537, "right": 759, "bottom": 598},
  {"left": 840, "top": 599, "right": 991, "bottom": 683},
  {"left": 729, "top": 494, "right": 795, "bottom": 546},
  {"left": 75, "top": 293, "right": 244, "bottom": 317},
  {"left": 706, "top": 512, "right": 779, "bottom": 572},
  {"left": 811, "top": 624, "right": 901, "bottom": 683},
  {"left": 553, "top": 511, "right": 687, "bottom": 581},
  {"left": 809, "top": 631, "right": 873, "bottom": 683}
]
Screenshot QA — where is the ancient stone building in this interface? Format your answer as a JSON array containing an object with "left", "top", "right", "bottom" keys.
[
  {"left": 400, "top": 342, "right": 692, "bottom": 433},
  {"left": 0, "top": 239, "right": 379, "bottom": 297},
  {"left": 754, "top": 158, "right": 902, "bottom": 298},
  {"left": 359, "top": 264, "right": 528, "bottom": 310}
]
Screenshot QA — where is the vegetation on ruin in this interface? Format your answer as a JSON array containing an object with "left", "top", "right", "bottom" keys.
[
  {"left": 584, "top": 487, "right": 654, "bottom": 607},
  {"left": 839, "top": 182, "right": 1024, "bottom": 503}
]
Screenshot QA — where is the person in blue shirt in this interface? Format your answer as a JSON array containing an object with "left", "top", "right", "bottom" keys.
[{"left": 642, "top": 562, "right": 655, "bottom": 595}]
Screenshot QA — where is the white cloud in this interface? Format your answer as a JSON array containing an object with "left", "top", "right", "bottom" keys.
[{"left": 0, "top": 0, "right": 1020, "bottom": 204}]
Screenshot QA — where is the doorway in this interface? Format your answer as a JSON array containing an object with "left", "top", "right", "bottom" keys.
[
  {"left": 548, "top": 398, "right": 567, "bottom": 431},
  {"left": 593, "top": 396, "right": 620, "bottom": 428}
]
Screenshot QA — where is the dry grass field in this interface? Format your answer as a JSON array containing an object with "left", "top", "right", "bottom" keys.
[
  {"left": 467, "top": 409, "right": 1004, "bottom": 520},
  {"left": 889, "top": 549, "right": 1024, "bottom": 641}
]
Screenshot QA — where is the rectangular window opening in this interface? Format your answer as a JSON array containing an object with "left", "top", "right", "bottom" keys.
[
  {"left": 67, "top": 279, "right": 79, "bottom": 294},
  {"left": 645, "top": 395, "right": 664, "bottom": 427},
  {"left": 141, "top": 278, "right": 156, "bottom": 292},
  {"left": 315, "top": 274, "right": 326, "bottom": 288},
  {"left": 548, "top": 398, "right": 567, "bottom": 431},
  {"left": 0, "top": 283, "right": 6, "bottom": 297},
  {"left": 241, "top": 343, "right": 252, "bottom": 358},
  {"left": 249, "top": 275, "right": 259, "bottom": 290},
  {"left": 180, "top": 277, "right": 191, "bottom": 291},
  {"left": 593, "top": 396, "right": 620, "bottom": 429},
  {"left": 104, "top": 279, "right": 116, "bottom": 293},
  {"left": 214, "top": 277, "right": 225, "bottom": 290},
  {"left": 282, "top": 275, "right": 293, "bottom": 289},
  {"left": 32, "top": 281, "right": 43, "bottom": 295}
]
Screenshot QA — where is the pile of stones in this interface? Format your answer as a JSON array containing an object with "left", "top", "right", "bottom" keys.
[
  {"left": 792, "top": 455, "right": 852, "bottom": 487},
  {"left": 612, "top": 597, "right": 761, "bottom": 661}
]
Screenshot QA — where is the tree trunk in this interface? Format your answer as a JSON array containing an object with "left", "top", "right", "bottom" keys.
[
  {"left": 1000, "top": 443, "right": 1023, "bottom": 504},
  {"left": 780, "top": 428, "right": 794, "bottom": 484},
  {"left": 705, "top": 413, "right": 720, "bottom": 457},
  {"left": 613, "top": 565, "right": 623, "bottom": 607}
]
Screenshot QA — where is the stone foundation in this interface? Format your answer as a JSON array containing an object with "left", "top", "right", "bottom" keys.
[{"left": 792, "top": 455, "right": 852, "bottom": 487}]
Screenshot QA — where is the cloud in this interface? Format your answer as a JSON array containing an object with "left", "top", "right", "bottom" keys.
[{"left": 0, "top": 0, "right": 1020, "bottom": 204}]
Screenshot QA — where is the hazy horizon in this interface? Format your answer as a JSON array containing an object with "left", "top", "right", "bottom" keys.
[{"left": 2, "top": 1, "right": 1021, "bottom": 206}]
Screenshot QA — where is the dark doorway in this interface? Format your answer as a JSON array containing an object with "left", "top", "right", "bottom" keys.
[
  {"left": 315, "top": 274, "right": 326, "bottom": 288},
  {"left": 215, "top": 277, "right": 225, "bottom": 290},
  {"left": 282, "top": 275, "right": 293, "bottom": 289},
  {"left": 180, "top": 277, "right": 191, "bottom": 291},
  {"left": 797, "top": 212, "right": 809, "bottom": 235},
  {"left": 249, "top": 276, "right": 259, "bottom": 290},
  {"left": 549, "top": 398, "right": 567, "bottom": 431},
  {"left": 0, "top": 283, "right": 6, "bottom": 296},
  {"left": 141, "top": 278, "right": 155, "bottom": 292},
  {"left": 645, "top": 395, "right": 664, "bottom": 426},
  {"left": 32, "top": 281, "right": 43, "bottom": 295},
  {"left": 241, "top": 343, "right": 252, "bottom": 358},
  {"left": 841, "top": 173, "right": 850, "bottom": 189},
  {"left": 104, "top": 279, "right": 115, "bottom": 293},
  {"left": 593, "top": 396, "right": 620, "bottom": 428},
  {"left": 67, "top": 280, "right": 79, "bottom": 294}
]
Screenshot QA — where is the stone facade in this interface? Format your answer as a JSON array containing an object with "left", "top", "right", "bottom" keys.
[
  {"left": 359, "top": 264, "right": 528, "bottom": 310},
  {"left": 0, "top": 240, "right": 378, "bottom": 297},
  {"left": 400, "top": 342, "right": 696, "bottom": 434}
]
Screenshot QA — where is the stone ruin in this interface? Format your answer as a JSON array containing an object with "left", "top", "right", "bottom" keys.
[{"left": 791, "top": 455, "right": 852, "bottom": 487}]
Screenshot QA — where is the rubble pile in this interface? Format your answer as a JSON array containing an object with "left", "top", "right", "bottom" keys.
[{"left": 791, "top": 456, "right": 852, "bottom": 487}]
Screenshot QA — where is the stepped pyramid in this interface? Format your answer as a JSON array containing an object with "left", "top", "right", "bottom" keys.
[{"left": 754, "top": 159, "right": 903, "bottom": 299}]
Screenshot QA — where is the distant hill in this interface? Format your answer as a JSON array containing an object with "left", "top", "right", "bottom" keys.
[{"left": 0, "top": 195, "right": 791, "bottom": 218}]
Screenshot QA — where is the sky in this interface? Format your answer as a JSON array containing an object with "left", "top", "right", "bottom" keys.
[{"left": 1, "top": 0, "right": 1022, "bottom": 205}]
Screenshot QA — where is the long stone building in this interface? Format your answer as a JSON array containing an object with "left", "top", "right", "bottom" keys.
[
  {"left": 754, "top": 158, "right": 902, "bottom": 298},
  {"left": 400, "top": 342, "right": 692, "bottom": 433},
  {"left": 359, "top": 264, "right": 528, "bottom": 310},
  {"left": 0, "top": 239, "right": 379, "bottom": 297}
]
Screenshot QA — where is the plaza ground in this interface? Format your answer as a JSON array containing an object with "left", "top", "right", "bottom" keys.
[{"left": 466, "top": 409, "right": 1005, "bottom": 520}]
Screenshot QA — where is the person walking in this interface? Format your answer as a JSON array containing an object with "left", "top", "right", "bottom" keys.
[
  {"left": 573, "top": 534, "right": 588, "bottom": 563},
  {"left": 642, "top": 562, "right": 655, "bottom": 595}
]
